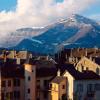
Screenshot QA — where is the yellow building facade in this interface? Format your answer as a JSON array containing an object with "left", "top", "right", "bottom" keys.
[{"left": 49, "top": 76, "right": 67, "bottom": 100}]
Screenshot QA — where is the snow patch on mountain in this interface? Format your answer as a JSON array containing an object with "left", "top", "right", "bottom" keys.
[
  {"left": 0, "top": 27, "right": 47, "bottom": 48},
  {"left": 29, "top": 38, "right": 43, "bottom": 44},
  {"left": 1, "top": 14, "right": 100, "bottom": 54}
]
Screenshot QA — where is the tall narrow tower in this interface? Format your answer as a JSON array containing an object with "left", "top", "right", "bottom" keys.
[{"left": 24, "top": 64, "right": 36, "bottom": 100}]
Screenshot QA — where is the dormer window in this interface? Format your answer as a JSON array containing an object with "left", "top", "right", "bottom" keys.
[
  {"left": 28, "top": 76, "right": 31, "bottom": 81},
  {"left": 77, "top": 84, "right": 83, "bottom": 92},
  {"left": 62, "top": 85, "right": 65, "bottom": 89},
  {"left": 86, "top": 67, "right": 89, "bottom": 71},
  {"left": 32, "top": 69, "right": 34, "bottom": 72},
  {"left": 96, "top": 67, "right": 99, "bottom": 75},
  {"left": 49, "top": 84, "right": 52, "bottom": 89},
  {"left": 82, "top": 66, "right": 84, "bottom": 72},
  {"left": 8, "top": 80, "right": 11, "bottom": 87},
  {"left": 77, "top": 67, "right": 79, "bottom": 71},
  {"left": 2, "top": 81, "right": 6, "bottom": 87},
  {"left": 13, "top": 78, "right": 20, "bottom": 87},
  {"left": 27, "top": 88, "right": 30, "bottom": 94}
]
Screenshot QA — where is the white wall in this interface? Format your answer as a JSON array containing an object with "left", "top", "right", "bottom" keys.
[{"left": 63, "top": 71, "right": 74, "bottom": 100}]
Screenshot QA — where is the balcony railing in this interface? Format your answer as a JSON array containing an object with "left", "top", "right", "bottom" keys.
[
  {"left": 87, "top": 91, "right": 95, "bottom": 97},
  {"left": 36, "top": 86, "right": 50, "bottom": 92}
]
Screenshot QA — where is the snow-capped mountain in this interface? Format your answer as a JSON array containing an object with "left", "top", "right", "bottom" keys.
[{"left": 4, "top": 14, "right": 100, "bottom": 54}]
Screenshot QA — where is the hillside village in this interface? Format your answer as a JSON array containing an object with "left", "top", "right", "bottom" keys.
[{"left": 0, "top": 48, "right": 100, "bottom": 100}]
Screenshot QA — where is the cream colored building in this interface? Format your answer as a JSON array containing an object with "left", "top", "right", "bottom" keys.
[
  {"left": 63, "top": 70, "right": 74, "bottom": 100},
  {"left": 63, "top": 64, "right": 100, "bottom": 100},
  {"left": 76, "top": 57, "right": 100, "bottom": 75}
]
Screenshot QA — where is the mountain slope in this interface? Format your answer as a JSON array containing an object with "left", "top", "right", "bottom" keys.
[
  {"left": 0, "top": 27, "right": 47, "bottom": 47},
  {"left": 8, "top": 14, "right": 100, "bottom": 54},
  {"left": 34, "top": 14, "right": 100, "bottom": 44}
]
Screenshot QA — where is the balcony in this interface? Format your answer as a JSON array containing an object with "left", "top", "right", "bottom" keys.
[
  {"left": 87, "top": 91, "right": 95, "bottom": 97},
  {"left": 36, "top": 85, "right": 49, "bottom": 92}
]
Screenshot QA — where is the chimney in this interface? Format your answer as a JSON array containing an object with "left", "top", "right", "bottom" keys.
[
  {"left": 46, "top": 55, "right": 49, "bottom": 60},
  {"left": 58, "top": 52, "right": 61, "bottom": 62},
  {"left": 29, "top": 54, "right": 32, "bottom": 59},
  {"left": 93, "top": 58, "right": 95, "bottom": 63},
  {"left": 14, "top": 50, "right": 16, "bottom": 58},
  {"left": 77, "top": 48, "right": 80, "bottom": 52},
  {"left": 3, "top": 50, "right": 7, "bottom": 62},
  {"left": 57, "top": 69, "right": 61, "bottom": 76},
  {"left": 75, "top": 57, "right": 78, "bottom": 63},
  {"left": 16, "top": 58, "right": 20, "bottom": 64},
  {"left": 66, "top": 54, "right": 68, "bottom": 59},
  {"left": 85, "top": 48, "right": 87, "bottom": 56},
  {"left": 70, "top": 49, "right": 73, "bottom": 57},
  {"left": 4, "top": 56, "right": 7, "bottom": 62},
  {"left": 94, "top": 46, "right": 98, "bottom": 54},
  {"left": 89, "top": 56, "right": 92, "bottom": 61}
]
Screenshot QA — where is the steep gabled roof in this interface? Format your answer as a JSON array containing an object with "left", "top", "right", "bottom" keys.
[
  {"left": 58, "top": 63, "right": 100, "bottom": 80},
  {"left": 76, "top": 56, "right": 100, "bottom": 68},
  {"left": 95, "top": 57, "right": 100, "bottom": 65},
  {"left": 51, "top": 76, "right": 67, "bottom": 84},
  {"left": 36, "top": 67, "right": 57, "bottom": 78},
  {"left": 0, "top": 61, "right": 24, "bottom": 78}
]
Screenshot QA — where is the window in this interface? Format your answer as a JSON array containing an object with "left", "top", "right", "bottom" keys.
[
  {"left": 86, "top": 67, "right": 89, "bottom": 71},
  {"left": 1, "top": 93, "right": 4, "bottom": 100},
  {"left": 10, "top": 92, "right": 13, "bottom": 99},
  {"left": 37, "top": 91, "right": 40, "bottom": 97},
  {"left": 2, "top": 81, "right": 6, "bottom": 87},
  {"left": 37, "top": 85, "right": 40, "bottom": 89},
  {"left": 87, "top": 84, "right": 94, "bottom": 92},
  {"left": 77, "top": 67, "right": 79, "bottom": 71},
  {"left": 82, "top": 66, "right": 84, "bottom": 71},
  {"left": 96, "top": 68, "right": 99, "bottom": 75},
  {"left": 37, "top": 80, "right": 40, "bottom": 89},
  {"left": 6, "top": 92, "right": 9, "bottom": 98},
  {"left": 5, "top": 92, "right": 13, "bottom": 99},
  {"left": 43, "top": 92, "right": 48, "bottom": 99},
  {"left": 28, "top": 88, "right": 30, "bottom": 94},
  {"left": 49, "top": 84, "right": 52, "bottom": 89},
  {"left": 62, "top": 94, "right": 67, "bottom": 100},
  {"left": 37, "top": 98, "right": 40, "bottom": 100},
  {"left": 95, "top": 83, "right": 100, "bottom": 91},
  {"left": 62, "top": 85, "right": 65, "bottom": 89},
  {"left": 13, "top": 78, "right": 20, "bottom": 87},
  {"left": 37, "top": 80, "right": 40, "bottom": 83},
  {"left": 44, "top": 80, "right": 48, "bottom": 87},
  {"left": 14, "top": 91, "right": 20, "bottom": 99},
  {"left": 77, "top": 84, "right": 83, "bottom": 92},
  {"left": 8, "top": 80, "right": 11, "bottom": 87},
  {"left": 28, "top": 76, "right": 31, "bottom": 81}
]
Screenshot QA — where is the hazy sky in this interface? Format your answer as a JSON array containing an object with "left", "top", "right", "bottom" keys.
[{"left": 0, "top": 0, "right": 100, "bottom": 35}]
